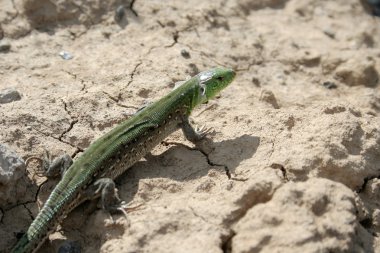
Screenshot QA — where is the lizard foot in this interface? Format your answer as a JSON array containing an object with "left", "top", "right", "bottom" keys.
[
  {"left": 86, "top": 178, "right": 143, "bottom": 221},
  {"left": 26, "top": 150, "right": 73, "bottom": 178},
  {"left": 194, "top": 125, "right": 215, "bottom": 139},
  {"left": 182, "top": 116, "right": 215, "bottom": 143}
]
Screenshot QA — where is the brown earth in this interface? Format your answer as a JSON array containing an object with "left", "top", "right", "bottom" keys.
[{"left": 1, "top": 0, "right": 380, "bottom": 252}]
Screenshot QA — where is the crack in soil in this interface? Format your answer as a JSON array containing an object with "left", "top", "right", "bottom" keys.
[
  {"left": 267, "top": 133, "right": 288, "bottom": 183},
  {"left": 4, "top": 177, "right": 46, "bottom": 217},
  {"left": 2, "top": 178, "right": 48, "bottom": 241},
  {"left": 63, "top": 70, "right": 88, "bottom": 93},
  {"left": 127, "top": 62, "right": 142, "bottom": 87},
  {"left": 145, "top": 25, "right": 195, "bottom": 55},
  {"left": 80, "top": 80, "right": 88, "bottom": 92},
  {"left": 59, "top": 99, "right": 78, "bottom": 141},
  {"left": 103, "top": 91, "right": 121, "bottom": 103},
  {"left": 164, "top": 31, "right": 179, "bottom": 48},
  {"left": 58, "top": 119, "right": 78, "bottom": 141},
  {"left": 26, "top": 98, "right": 83, "bottom": 152},
  {"left": 221, "top": 231, "right": 235, "bottom": 253},
  {"left": 71, "top": 147, "right": 83, "bottom": 159},
  {"left": 32, "top": 124, "right": 83, "bottom": 152},
  {"left": 270, "top": 163, "right": 289, "bottom": 182},
  {"left": 161, "top": 140, "right": 231, "bottom": 179},
  {"left": 188, "top": 206, "right": 218, "bottom": 226},
  {"left": 103, "top": 91, "right": 139, "bottom": 110},
  {"left": 180, "top": 42, "right": 228, "bottom": 68},
  {"left": 22, "top": 203, "right": 34, "bottom": 221},
  {"left": 63, "top": 70, "right": 77, "bottom": 80},
  {"left": 0, "top": 207, "right": 4, "bottom": 223},
  {"left": 268, "top": 140, "right": 275, "bottom": 160},
  {"left": 356, "top": 174, "right": 380, "bottom": 193},
  {"left": 218, "top": 182, "right": 283, "bottom": 252},
  {"left": 129, "top": 0, "right": 138, "bottom": 17}
]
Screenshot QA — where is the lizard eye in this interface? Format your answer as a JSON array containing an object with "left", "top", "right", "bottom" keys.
[{"left": 217, "top": 76, "right": 224, "bottom": 82}]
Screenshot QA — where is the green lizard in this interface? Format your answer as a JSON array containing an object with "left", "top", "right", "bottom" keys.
[{"left": 11, "top": 67, "right": 236, "bottom": 253}]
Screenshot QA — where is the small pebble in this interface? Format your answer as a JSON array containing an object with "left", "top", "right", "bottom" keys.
[
  {"left": 252, "top": 77, "right": 261, "bottom": 87},
  {"left": 260, "top": 89, "right": 280, "bottom": 109},
  {"left": 0, "top": 88, "right": 22, "bottom": 104},
  {"left": 181, "top": 49, "right": 190, "bottom": 59},
  {"left": 224, "top": 180, "right": 234, "bottom": 191},
  {"left": 59, "top": 51, "right": 73, "bottom": 60},
  {"left": 323, "top": 28, "right": 335, "bottom": 39},
  {"left": 188, "top": 63, "right": 199, "bottom": 76},
  {"left": 0, "top": 143, "right": 26, "bottom": 204},
  {"left": 102, "top": 30, "right": 111, "bottom": 39},
  {"left": 115, "top": 5, "right": 126, "bottom": 22},
  {"left": 0, "top": 40, "right": 11, "bottom": 53},
  {"left": 322, "top": 81, "right": 337, "bottom": 89}
]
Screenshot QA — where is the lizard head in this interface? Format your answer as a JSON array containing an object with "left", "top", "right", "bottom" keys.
[{"left": 196, "top": 67, "right": 236, "bottom": 104}]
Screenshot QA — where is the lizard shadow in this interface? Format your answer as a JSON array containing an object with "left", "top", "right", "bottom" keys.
[
  {"left": 117, "top": 134, "right": 260, "bottom": 204},
  {"left": 59, "top": 134, "right": 260, "bottom": 252}
]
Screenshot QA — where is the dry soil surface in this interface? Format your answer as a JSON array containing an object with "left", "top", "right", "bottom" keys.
[{"left": 1, "top": 0, "right": 380, "bottom": 252}]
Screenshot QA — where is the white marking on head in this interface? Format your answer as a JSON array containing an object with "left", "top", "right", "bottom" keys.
[{"left": 199, "top": 71, "right": 213, "bottom": 82}]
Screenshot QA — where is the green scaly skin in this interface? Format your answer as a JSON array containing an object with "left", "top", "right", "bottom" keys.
[{"left": 11, "top": 67, "right": 236, "bottom": 253}]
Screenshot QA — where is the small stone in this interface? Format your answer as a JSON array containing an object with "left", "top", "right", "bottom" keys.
[
  {"left": 252, "top": 77, "right": 261, "bottom": 87},
  {"left": 0, "top": 144, "right": 26, "bottom": 207},
  {"left": 102, "top": 30, "right": 111, "bottom": 39},
  {"left": 0, "top": 88, "right": 22, "bottom": 104},
  {"left": 59, "top": 51, "right": 73, "bottom": 60},
  {"left": 188, "top": 63, "right": 199, "bottom": 76},
  {"left": 224, "top": 180, "right": 234, "bottom": 191},
  {"left": 181, "top": 49, "right": 190, "bottom": 59},
  {"left": 323, "top": 28, "right": 335, "bottom": 39},
  {"left": 297, "top": 50, "right": 321, "bottom": 67},
  {"left": 260, "top": 89, "right": 280, "bottom": 109},
  {"left": 0, "top": 40, "right": 11, "bottom": 53},
  {"left": 335, "top": 57, "right": 378, "bottom": 87},
  {"left": 115, "top": 5, "right": 126, "bottom": 22},
  {"left": 322, "top": 81, "right": 337, "bottom": 89}
]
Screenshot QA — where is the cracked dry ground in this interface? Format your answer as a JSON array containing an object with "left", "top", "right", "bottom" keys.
[{"left": 1, "top": 0, "right": 380, "bottom": 252}]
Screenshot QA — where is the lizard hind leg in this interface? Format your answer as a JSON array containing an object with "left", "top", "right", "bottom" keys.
[
  {"left": 85, "top": 178, "right": 142, "bottom": 221},
  {"left": 26, "top": 150, "right": 73, "bottom": 178}
]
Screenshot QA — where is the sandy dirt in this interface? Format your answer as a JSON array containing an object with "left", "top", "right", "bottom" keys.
[{"left": 1, "top": 0, "right": 380, "bottom": 252}]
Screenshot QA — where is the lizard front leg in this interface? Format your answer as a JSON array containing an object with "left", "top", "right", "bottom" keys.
[{"left": 181, "top": 116, "right": 213, "bottom": 143}]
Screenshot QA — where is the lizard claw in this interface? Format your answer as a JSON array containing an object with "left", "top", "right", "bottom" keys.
[
  {"left": 108, "top": 201, "right": 144, "bottom": 224},
  {"left": 195, "top": 125, "right": 214, "bottom": 139},
  {"left": 117, "top": 201, "right": 144, "bottom": 214}
]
